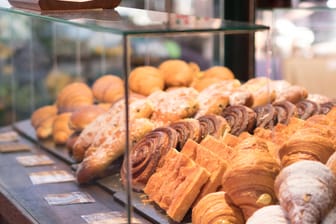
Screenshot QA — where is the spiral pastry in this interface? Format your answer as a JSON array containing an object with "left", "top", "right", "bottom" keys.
[
  {"left": 121, "top": 127, "right": 178, "bottom": 191},
  {"left": 273, "top": 100, "right": 297, "bottom": 125},
  {"left": 192, "top": 191, "right": 245, "bottom": 224},
  {"left": 320, "top": 102, "right": 335, "bottom": 115},
  {"left": 296, "top": 99, "right": 320, "bottom": 120},
  {"left": 221, "top": 105, "right": 256, "bottom": 136},
  {"left": 197, "top": 114, "right": 230, "bottom": 140},
  {"left": 169, "top": 118, "right": 201, "bottom": 150},
  {"left": 253, "top": 104, "right": 278, "bottom": 129}
]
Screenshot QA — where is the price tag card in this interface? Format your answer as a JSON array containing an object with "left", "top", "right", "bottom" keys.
[
  {"left": 0, "top": 131, "right": 19, "bottom": 142},
  {"left": 81, "top": 211, "right": 144, "bottom": 224},
  {"left": 0, "top": 143, "right": 31, "bottom": 153},
  {"left": 44, "top": 191, "right": 95, "bottom": 206},
  {"left": 29, "top": 170, "right": 75, "bottom": 185},
  {"left": 16, "top": 154, "right": 54, "bottom": 167}
]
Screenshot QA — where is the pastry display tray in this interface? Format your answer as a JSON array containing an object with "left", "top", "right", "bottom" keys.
[{"left": 12, "top": 119, "right": 191, "bottom": 224}]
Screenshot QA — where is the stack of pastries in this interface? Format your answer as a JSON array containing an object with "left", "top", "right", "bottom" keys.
[{"left": 30, "top": 59, "right": 336, "bottom": 223}]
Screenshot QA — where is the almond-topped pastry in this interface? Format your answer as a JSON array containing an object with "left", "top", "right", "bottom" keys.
[
  {"left": 147, "top": 87, "right": 199, "bottom": 126},
  {"left": 144, "top": 148, "right": 210, "bottom": 222}
]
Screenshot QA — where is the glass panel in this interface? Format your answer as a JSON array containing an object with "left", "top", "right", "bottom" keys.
[{"left": 0, "top": 5, "right": 268, "bottom": 35}]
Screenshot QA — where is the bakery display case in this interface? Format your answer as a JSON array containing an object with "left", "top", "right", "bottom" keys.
[
  {"left": 3, "top": 1, "right": 336, "bottom": 224},
  {"left": 0, "top": 2, "right": 272, "bottom": 224}
]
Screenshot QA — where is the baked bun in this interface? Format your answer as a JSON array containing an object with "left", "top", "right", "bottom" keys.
[
  {"left": 56, "top": 82, "right": 94, "bottom": 113},
  {"left": 52, "top": 112, "right": 74, "bottom": 145},
  {"left": 128, "top": 66, "right": 164, "bottom": 96},
  {"left": 69, "top": 105, "right": 108, "bottom": 132},
  {"left": 92, "top": 75, "right": 124, "bottom": 103},
  {"left": 191, "top": 66, "right": 235, "bottom": 91},
  {"left": 31, "top": 105, "right": 58, "bottom": 139},
  {"left": 159, "top": 59, "right": 196, "bottom": 87}
]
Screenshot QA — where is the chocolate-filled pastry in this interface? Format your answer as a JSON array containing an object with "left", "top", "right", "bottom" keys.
[
  {"left": 278, "top": 127, "right": 336, "bottom": 167},
  {"left": 169, "top": 118, "right": 201, "bottom": 150},
  {"left": 221, "top": 136, "right": 280, "bottom": 220},
  {"left": 296, "top": 99, "right": 320, "bottom": 120},
  {"left": 254, "top": 104, "right": 278, "bottom": 129},
  {"left": 273, "top": 100, "right": 297, "bottom": 125},
  {"left": 198, "top": 114, "right": 230, "bottom": 140},
  {"left": 121, "top": 127, "right": 178, "bottom": 191},
  {"left": 320, "top": 102, "right": 335, "bottom": 115},
  {"left": 221, "top": 105, "right": 256, "bottom": 136}
]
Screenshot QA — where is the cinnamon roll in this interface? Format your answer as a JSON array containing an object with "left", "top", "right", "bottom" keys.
[
  {"left": 197, "top": 114, "right": 230, "bottom": 140},
  {"left": 169, "top": 118, "right": 201, "bottom": 150},
  {"left": 221, "top": 105, "right": 256, "bottom": 136},
  {"left": 320, "top": 102, "right": 335, "bottom": 115},
  {"left": 254, "top": 104, "right": 278, "bottom": 129},
  {"left": 273, "top": 100, "right": 297, "bottom": 125},
  {"left": 121, "top": 127, "right": 178, "bottom": 191},
  {"left": 296, "top": 99, "right": 320, "bottom": 120}
]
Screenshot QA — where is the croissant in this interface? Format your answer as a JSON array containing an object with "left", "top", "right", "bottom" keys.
[
  {"left": 91, "top": 74, "right": 124, "bottom": 103},
  {"left": 274, "top": 160, "right": 336, "bottom": 224},
  {"left": 31, "top": 105, "right": 58, "bottom": 139},
  {"left": 52, "top": 112, "right": 74, "bottom": 145},
  {"left": 246, "top": 205, "right": 290, "bottom": 224},
  {"left": 121, "top": 127, "right": 178, "bottom": 191},
  {"left": 197, "top": 114, "right": 230, "bottom": 140},
  {"left": 278, "top": 127, "right": 336, "bottom": 167},
  {"left": 221, "top": 136, "right": 280, "bottom": 220},
  {"left": 56, "top": 82, "right": 94, "bottom": 113},
  {"left": 326, "top": 152, "right": 336, "bottom": 176},
  {"left": 322, "top": 205, "right": 336, "bottom": 224},
  {"left": 192, "top": 191, "right": 244, "bottom": 224},
  {"left": 221, "top": 105, "right": 256, "bottom": 136},
  {"left": 169, "top": 118, "right": 201, "bottom": 150}
]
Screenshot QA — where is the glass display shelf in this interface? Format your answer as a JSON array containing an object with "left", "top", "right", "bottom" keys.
[{"left": 0, "top": 4, "right": 269, "bottom": 36}]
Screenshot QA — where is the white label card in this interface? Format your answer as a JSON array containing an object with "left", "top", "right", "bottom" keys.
[
  {"left": 81, "top": 211, "right": 144, "bottom": 224},
  {"left": 16, "top": 154, "right": 54, "bottom": 167},
  {"left": 0, "top": 143, "right": 31, "bottom": 153},
  {"left": 44, "top": 191, "right": 95, "bottom": 206},
  {"left": 29, "top": 170, "right": 75, "bottom": 185},
  {"left": 0, "top": 131, "right": 19, "bottom": 142}
]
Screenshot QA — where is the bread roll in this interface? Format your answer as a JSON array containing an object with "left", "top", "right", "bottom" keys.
[
  {"left": 56, "top": 82, "right": 94, "bottom": 113},
  {"left": 92, "top": 75, "right": 124, "bottom": 103},
  {"left": 31, "top": 105, "right": 58, "bottom": 139},
  {"left": 69, "top": 105, "right": 107, "bottom": 132},
  {"left": 128, "top": 66, "right": 164, "bottom": 96},
  {"left": 159, "top": 59, "right": 196, "bottom": 87},
  {"left": 52, "top": 112, "right": 74, "bottom": 145}
]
